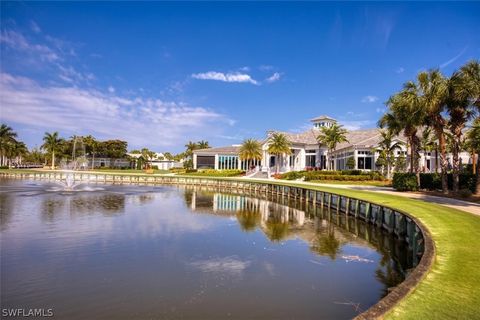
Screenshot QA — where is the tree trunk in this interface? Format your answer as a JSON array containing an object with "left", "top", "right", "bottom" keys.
[
  {"left": 452, "top": 131, "right": 462, "bottom": 193},
  {"left": 51, "top": 152, "right": 55, "bottom": 170},
  {"left": 436, "top": 130, "right": 449, "bottom": 194}
]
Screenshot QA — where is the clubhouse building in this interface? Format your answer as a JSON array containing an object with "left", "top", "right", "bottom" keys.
[{"left": 192, "top": 115, "right": 473, "bottom": 173}]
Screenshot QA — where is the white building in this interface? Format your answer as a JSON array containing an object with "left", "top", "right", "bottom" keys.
[
  {"left": 193, "top": 115, "right": 474, "bottom": 173},
  {"left": 127, "top": 152, "right": 183, "bottom": 170}
]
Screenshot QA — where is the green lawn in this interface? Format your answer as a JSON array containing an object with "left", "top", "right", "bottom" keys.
[{"left": 308, "top": 179, "right": 392, "bottom": 187}]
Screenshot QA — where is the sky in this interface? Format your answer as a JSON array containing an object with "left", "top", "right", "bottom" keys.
[{"left": 1, "top": 2, "right": 479, "bottom": 153}]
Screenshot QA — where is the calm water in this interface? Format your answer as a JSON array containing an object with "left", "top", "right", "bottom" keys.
[{"left": 0, "top": 178, "right": 415, "bottom": 319}]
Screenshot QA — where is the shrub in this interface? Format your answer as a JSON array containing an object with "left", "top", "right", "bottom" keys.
[
  {"left": 0, "top": 166, "right": 9, "bottom": 169},
  {"left": 393, "top": 173, "right": 418, "bottom": 191},
  {"left": 420, "top": 173, "right": 476, "bottom": 193},
  {"left": 458, "top": 188, "right": 473, "bottom": 198},
  {"left": 183, "top": 169, "right": 244, "bottom": 177}
]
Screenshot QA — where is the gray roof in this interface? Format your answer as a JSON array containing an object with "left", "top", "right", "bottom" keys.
[
  {"left": 310, "top": 115, "right": 337, "bottom": 122},
  {"left": 274, "top": 129, "right": 320, "bottom": 145},
  {"left": 194, "top": 145, "right": 240, "bottom": 155}
]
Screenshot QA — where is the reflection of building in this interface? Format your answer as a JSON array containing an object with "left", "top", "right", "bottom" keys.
[{"left": 193, "top": 115, "right": 475, "bottom": 173}]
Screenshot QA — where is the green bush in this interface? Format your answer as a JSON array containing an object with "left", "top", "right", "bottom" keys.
[
  {"left": 0, "top": 166, "right": 9, "bottom": 169},
  {"left": 183, "top": 169, "right": 244, "bottom": 177},
  {"left": 393, "top": 173, "right": 418, "bottom": 191},
  {"left": 279, "top": 169, "right": 384, "bottom": 181},
  {"left": 420, "top": 173, "right": 477, "bottom": 192}
]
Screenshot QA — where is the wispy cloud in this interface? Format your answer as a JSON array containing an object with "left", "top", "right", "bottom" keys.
[
  {"left": 108, "top": 86, "right": 115, "bottom": 93},
  {"left": 259, "top": 65, "right": 274, "bottom": 71},
  {"left": 189, "top": 256, "right": 251, "bottom": 275},
  {"left": 30, "top": 21, "right": 41, "bottom": 34},
  {"left": 440, "top": 46, "right": 469, "bottom": 69},
  {"left": 0, "top": 73, "right": 234, "bottom": 148},
  {"left": 375, "top": 107, "right": 386, "bottom": 113},
  {"left": 0, "top": 29, "right": 59, "bottom": 62},
  {"left": 361, "top": 95, "right": 378, "bottom": 103},
  {"left": 265, "top": 72, "right": 281, "bottom": 83},
  {"left": 395, "top": 67, "right": 404, "bottom": 74},
  {"left": 192, "top": 71, "right": 259, "bottom": 85}
]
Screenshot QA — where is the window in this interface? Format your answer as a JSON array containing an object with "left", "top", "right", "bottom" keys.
[
  {"left": 218, "top": 155, "right": 238, "bottom": 170},
  {"left": 306, "top": 155, "right": 316, "bottom": 167},
  {"left": 197, "top": 156, "right": 215, "bottom": 169},
  {"left": 306, "top": 149, "right": 316, "bottom": 154},
  {"left": 358, "top": 156, "right": 373, "bottom": 170}
]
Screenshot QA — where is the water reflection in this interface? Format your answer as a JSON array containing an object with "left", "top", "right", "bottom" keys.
[{"left": 1, "top": 179, "right": 417, "bottom": 320}]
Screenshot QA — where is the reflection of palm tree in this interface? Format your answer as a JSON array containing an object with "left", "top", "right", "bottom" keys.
[
  {"left": 311, "top": 226, "right": 341, "bottom": 260},
  {"left": 264, "top": 218, "right": 290, "bottom": 242},
  {"left": 375, "top": 263, "right": 404, "bottom": 297},
  {"left": 236, "top": 208, "right": 261, "bottom": 232}
]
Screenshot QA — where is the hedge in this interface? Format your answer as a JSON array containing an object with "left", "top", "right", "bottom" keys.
[
  {"left": 182, "top": 169, "right": 245, "bottom": 177},
  {"left": 419, "top": 173, "right": 477, "bottom": 193},
  {"left": 280, "top": 170, "right": 384, "bottom": 181},
  {"left": 394, "top": 172, "right": 477, "bottom": 193},
  {"left": 392, "top": 173, "right": 419, "bottom": 191}
]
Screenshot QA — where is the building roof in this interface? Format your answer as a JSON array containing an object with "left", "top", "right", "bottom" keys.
[
  {"left": 335, "top": 128, "right": 407, "bottom": 151},
  {"left": 194, "top": 145, "right": 240, "bottom": 155},
  {"left": 274, "top": 129, "right": 320, "bottom": 145},
  {"left": 310, "top": 115, "right": 337, "bottom": 122}
]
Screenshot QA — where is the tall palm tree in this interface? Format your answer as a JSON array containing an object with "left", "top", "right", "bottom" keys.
[
  {"left": 417, "top": 69, "right": 449, "bottom": 193},
  {"left": 41, "top": 132, "right": 63, "bottom": 170},
  {"left": 197, "top": 140, "right": 210, "bottom": 149},
  {"left": 184, "top": 141, "right": 198, "bottom": 157},
  {"left": 239, "top": 139, "right": 262, "bottom": 170},
  {"left": 8, "top": 141, "right": 28, "bottom": 166},
  {"left": 376, "top": 130, "right": 403, "bottom": 179},
  {"left": 419, "top": 127, "right": 435, "bottom": 173},
  {"left": 466, "top": 118, "right": 480, "bottom": 195},
  {"left": 0, "top": 124, "right": 18, "bottom": 166},
  {"left": 316, "top": 123, "right": 348, "bottom": 170},
  {"left": 380, "top": 82, "right": 425, "bottom": 185},
  {"left": 447, "top": 64, "right": 478, "bottom": 192},
  {"left": 141, "top": 148, "right": 155, "bottom": 169},
  {"left": 267, "top": 132, "right": 292, "bottom": 174}
]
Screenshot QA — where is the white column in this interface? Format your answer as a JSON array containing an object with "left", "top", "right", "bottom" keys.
[
  {"left": 299, "top": 149, "right": 306, "bottom": 170},
  {"left": 354, "top": 149, "right": 358, "bottom": 170},
  {"left": 214, "top": 154, "right": 219, "bottom": 170},
  {"left": 193, "top": 154, "right": 197, "bottom": 169}
]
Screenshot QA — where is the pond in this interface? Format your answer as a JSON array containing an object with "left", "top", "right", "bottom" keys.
[{"left": 0, "top": 178, "right": 417, "bottom": 319}]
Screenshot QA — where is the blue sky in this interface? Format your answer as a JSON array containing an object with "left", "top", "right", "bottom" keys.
[{"left": 1, "top": 2, "right": 479, "bottom": 153}]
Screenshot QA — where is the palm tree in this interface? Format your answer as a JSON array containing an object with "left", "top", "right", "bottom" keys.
[
  {"left": 0, "top": 124, "right": 18, "bottom": 166},
  {"left": 419, "top": 127, "right": 435, "bottom": 173},
  {"left": 380, "top": 82, "right": 425, "bottom": 185},
  {"left": 7, "top": 141, "right": 28, "bottom": 166},
  {"left": 316, "top": 123, "right": 348, "bottom": 170},
  {"left": 239, "top": 139, "right": 262, "bottom": 170},
  {"left": 417, "top": 69, "right": 449, "bottom": 193},
  {"left": 267, "top": 132, "right": 292, "bottom": 173},
  {"left": 376, "top": 130, "right": 403, "bottom": 179},
  {"left": 141, "top": 148, "right": 155, "bottom": 169},
  {"left": 184, "top": 141, "right": 198, "bottom": 157},
  {"left": 41, "top": 132, "right": 63, "bottom": 170},
  {"left": 466, "top": 118, "right": 480, "bottom": 195},
  {"left": 197, "top": 140, "right": 210, "bottom": 149},
  {"left": 447, "top": 64, "right": 478, "bottom": 192}
]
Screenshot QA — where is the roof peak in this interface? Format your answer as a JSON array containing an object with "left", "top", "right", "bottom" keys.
[{"left": 310, "top": 115, "right": 337, "bottom": 122}]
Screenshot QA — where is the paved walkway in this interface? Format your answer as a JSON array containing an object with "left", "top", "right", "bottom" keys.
[{"left": 245, "top": 177, "right": 480, "bottom": 217}]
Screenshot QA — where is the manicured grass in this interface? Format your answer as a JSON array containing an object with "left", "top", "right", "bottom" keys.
[
  {"left": 308, "top": 179, "right": 392, "bottom": 187},
  {"left": 0, "top": 168, "right": 170, "bottom": 175}
]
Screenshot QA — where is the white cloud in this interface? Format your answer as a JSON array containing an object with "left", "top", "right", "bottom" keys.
[
  {"left": 341, "top": 120, "right": 375, "bottom": 130},
  {"left": 376, "top": 107, "right": 386, "bottom": 113},
  {"left": 440, "top": 46, "right": 469, "bottom": 69},
  {"left": 0, "top": 73, "right": 234, "bottom": 148},
  {"left": 0, "top": 29, "right": 59, "bottom": 62},
  {"left": 192, "top": 71, "right": 259, "bottom": 85},
  {"left": 108, "top": 86, "right": 115, "bottom": 93},
  {"left": 189, "top": 256, "right": 251, "bottom": 275},
  {"left": 265, "top": 72, "right": 281, "bottom": 83},
  {"left": 30, "top": 21, "right": 41, "bottom": 34},
  {"left": 361, "top": 95, "right": 379, "bottom": 103},
  {"left": 396, "top": 67, "right": 405, "bottom": 74}
]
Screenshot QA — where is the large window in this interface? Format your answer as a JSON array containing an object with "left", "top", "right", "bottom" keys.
[
  {"left": 218, "top": 155, "right": 239, "bottom": 170},
  {"left": 358, "top": 156, "right": 372, "bottom": 170},
  {"left": 197, "top": 156, "right": 215, "bottom": 169}
]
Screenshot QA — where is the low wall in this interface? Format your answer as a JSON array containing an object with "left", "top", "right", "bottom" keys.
[{"left": 0, "top": 171, "right": 435, "bottom": 319}]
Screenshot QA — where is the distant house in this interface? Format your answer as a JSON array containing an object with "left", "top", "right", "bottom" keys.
[
  {"left": 127, "top": 152, "right": 183, "bottom": 170},
  {"left": 193, "top": 115, "right": 474, "bottom": 173},
  {"left": 88, "top": 157, "right": 131, "bottom": 169}
]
